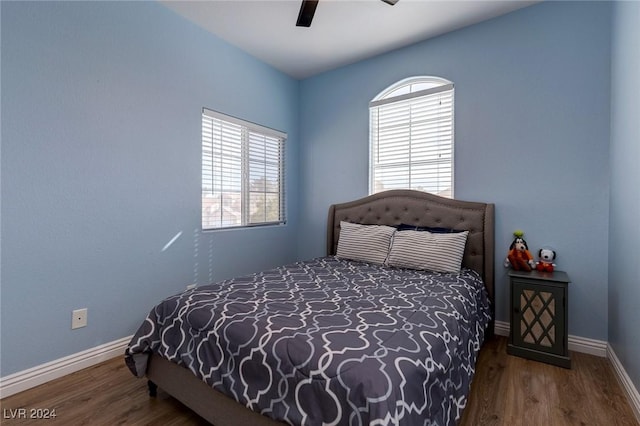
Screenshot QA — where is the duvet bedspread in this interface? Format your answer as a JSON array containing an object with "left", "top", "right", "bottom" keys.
[{"left": 126, "top": 256, "right": 491, "bottom": 426}]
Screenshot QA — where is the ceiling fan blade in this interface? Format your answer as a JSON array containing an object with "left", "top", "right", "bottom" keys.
[
  {"left": 381, "top": 0, "right": 399, "bottom": 4},
  {"left": 296, "top": 0, "right": 319, "bottom": 27}
]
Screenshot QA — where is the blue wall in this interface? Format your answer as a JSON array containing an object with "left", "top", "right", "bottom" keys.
[
  {"left": 0, "top": 1, "right": 299, "bottom": 376},
  {"left": 297, "top": 1, "right": 612, "bottom": 340},
  {"left": 609, "top": 1, "right": 640, "bottom": 394}
]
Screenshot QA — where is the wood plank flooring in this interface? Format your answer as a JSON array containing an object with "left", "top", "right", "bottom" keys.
[
  {"left": 459, "top": 336, "right": 638, "bottom": 426},
  {"left": 1, "top": 336, "right": 637, "bottom": 425}
]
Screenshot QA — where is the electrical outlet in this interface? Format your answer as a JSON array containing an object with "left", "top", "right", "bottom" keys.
[
  {"left": 72, "top": 308, "right": 88, "bottom": 329},
  {"left": 186, "top": 284, "right": 197, "bottom": 290}
]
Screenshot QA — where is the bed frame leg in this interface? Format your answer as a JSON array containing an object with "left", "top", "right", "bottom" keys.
[{"left": 147, "top": 380, "right": 158, "bottom": 397}]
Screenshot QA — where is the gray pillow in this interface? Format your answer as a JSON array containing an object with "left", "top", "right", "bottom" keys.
[
  {"left": 386, "top": 230, "right": 469, "bottom": 273},
  {"left": 336, "top": 221, "right": 396, "bottom": 265}
]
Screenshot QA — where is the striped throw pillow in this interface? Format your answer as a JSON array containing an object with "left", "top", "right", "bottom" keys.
[
  {"left": 336, "top": 221, "right": 396, "bottom": 264},
  {"left": 386, "top": 230, "right": 469, "bottom": 273}
]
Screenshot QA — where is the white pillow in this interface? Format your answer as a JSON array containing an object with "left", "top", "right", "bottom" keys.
[
  {"left": 386, "top": 230, "right": 469, "bottom": 273},
  {"left": 336, "top": 221, "right": 396, "bottom": 264}
]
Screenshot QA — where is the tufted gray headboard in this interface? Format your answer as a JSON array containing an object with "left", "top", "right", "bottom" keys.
[{"left": 327, "top": 189, "right": 495, "bottom": 309}]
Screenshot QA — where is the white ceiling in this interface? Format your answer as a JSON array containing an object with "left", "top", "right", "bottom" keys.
[{"left": 161, "top": 0, "right": 539, "bottom": 79}]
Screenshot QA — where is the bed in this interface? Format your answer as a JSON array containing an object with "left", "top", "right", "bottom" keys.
[{"left": 125, "top": 189, "right": 495, "bottom": 425}]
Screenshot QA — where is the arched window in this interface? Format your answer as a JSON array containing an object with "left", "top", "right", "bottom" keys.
[{"left": 369, "top": 76, "right": 454, "bottom": 197}]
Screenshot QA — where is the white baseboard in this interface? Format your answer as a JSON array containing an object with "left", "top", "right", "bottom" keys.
[
  {"left": 567, "top": 335, "right": 608, "bottom": 358},
  {"left": 0, "top": 335, "right": 132, "bottom": 399},
  {"left": 493, "top": 320, "right": 607, "bottom": 357},
  {"left": 494, "top": 320, "right": 510, "bottom": 337},
  {"left": 607, "top": 344, "right": 640, "bottom": 423}
]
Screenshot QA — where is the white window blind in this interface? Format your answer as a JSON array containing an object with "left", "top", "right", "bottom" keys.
[
  {"left": 202, "top": 108, "right": 286, "bottom": 230},
  {"left": 369, "top": 78, "right": 454, "bottom": 198}
]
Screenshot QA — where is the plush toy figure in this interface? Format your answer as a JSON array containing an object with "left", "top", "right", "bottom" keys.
[
  {"left": 536, "top": 248, "right": 557, "bottom": 272},
  {"left": 504, "top": 230, "right": 536, "bottom": 271}
]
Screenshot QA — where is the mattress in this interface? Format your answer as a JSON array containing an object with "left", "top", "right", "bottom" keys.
[{"left": 126, "top": 256, "right": 491, "bottom": 425}]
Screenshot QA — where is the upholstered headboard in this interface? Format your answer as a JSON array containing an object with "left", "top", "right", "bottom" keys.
[{"left": 326, "top": 189, "right": 495, "bottom": 307}]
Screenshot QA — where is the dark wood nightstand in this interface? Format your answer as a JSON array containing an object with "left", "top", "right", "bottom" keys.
[{"left": 507, "top": 269, "right": 571, "bottom": 368}]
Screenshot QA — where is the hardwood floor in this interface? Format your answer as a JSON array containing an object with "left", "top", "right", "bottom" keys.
[
  {"left": 1, "top": 336, "right": 637, "bottom": 425},
  {"left": 459, "top": 336, "right": 638, "bottom": 426}
]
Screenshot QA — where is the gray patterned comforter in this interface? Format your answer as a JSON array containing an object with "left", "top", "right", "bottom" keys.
[{"left": 125, "top": 256, "right": 491, "bottom": 425}]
